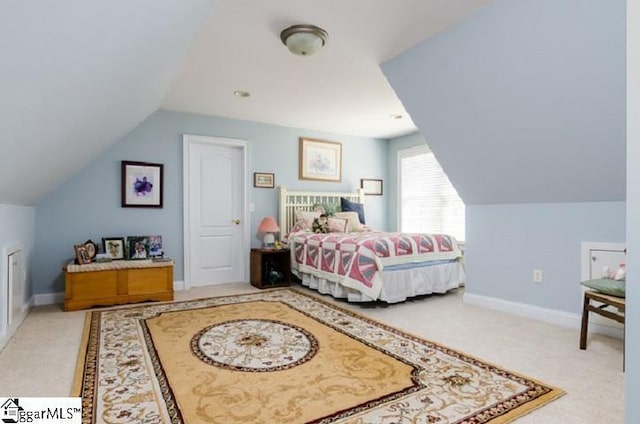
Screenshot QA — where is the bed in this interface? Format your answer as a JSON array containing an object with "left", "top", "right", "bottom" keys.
[{"left": 279, "top": 186, "right": 465, "bottom": 303}]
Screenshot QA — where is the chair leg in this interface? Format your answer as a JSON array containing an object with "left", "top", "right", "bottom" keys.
[{"left": 580, "top": 292, "right": 589, "bottom": 350}]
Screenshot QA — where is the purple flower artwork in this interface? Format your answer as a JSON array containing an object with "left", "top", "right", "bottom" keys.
[
  {"left": 133, "top": 176, "right": 154, "bottom": 196},
  {"left": 122, "top": 161, "right": 164, "bottom": 208}
]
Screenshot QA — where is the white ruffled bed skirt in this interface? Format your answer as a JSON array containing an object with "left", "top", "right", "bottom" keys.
[{"left": 295, "top": 260, "right": 466, "bottom": 303}]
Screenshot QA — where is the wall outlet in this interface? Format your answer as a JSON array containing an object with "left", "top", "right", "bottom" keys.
[{"left": 533, "top": 269, "right": 543, "bottom": 283}]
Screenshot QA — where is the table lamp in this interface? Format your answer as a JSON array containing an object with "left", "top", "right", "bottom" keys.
[{"left": 258, "top": 216, "right": 280, "bottom": 248}]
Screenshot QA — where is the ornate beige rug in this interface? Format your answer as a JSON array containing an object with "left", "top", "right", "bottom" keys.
[{"left": 73, "top": 289, "right": 563, "bottom": 423}]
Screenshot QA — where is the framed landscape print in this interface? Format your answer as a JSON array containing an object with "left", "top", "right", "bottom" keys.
[
  {"left": 254, "top": 172, "right": 275, "bottom": 188},
  {"left": 121, "top": 161, "right": 164, "bottom": 208},
  {"left": 299, "top": 137, "right": 342, "bottom": 182}
]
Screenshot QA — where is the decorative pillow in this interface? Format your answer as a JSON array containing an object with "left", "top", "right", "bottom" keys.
[
  {"left": 340, "top": 197, "right": 366, "bottom": 224},
  {"left": 295, "top": 210, "right": 321, "bottom": 230},
  {"left": 313, "top": 202, "right": 340, "bottom": 216},
  {"left": 333, "top": 211, "right": 364, "bottom": 232},
  {"left": 581, "top": 278, "right": 626, "bottom": 298},
  {"left": 327, "top": 217, "right": 349, "bottom": 233}
]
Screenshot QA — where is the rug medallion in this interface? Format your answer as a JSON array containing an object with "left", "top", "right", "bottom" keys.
[{"left": 73, "top": 288, "right": 563, "bottom": 423}]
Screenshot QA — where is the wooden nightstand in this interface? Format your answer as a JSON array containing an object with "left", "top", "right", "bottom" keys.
[{"left": 250, "top": 248, "right": 291, "bottom": 289}]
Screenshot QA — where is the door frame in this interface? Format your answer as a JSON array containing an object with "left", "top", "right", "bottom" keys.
[{"left": 182, "top": 134, "right": 250, "bottom": 290}]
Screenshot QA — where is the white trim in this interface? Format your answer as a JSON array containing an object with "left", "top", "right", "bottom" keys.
[
  {"left": 173, "top": 280, "right": 185, "bottom": 291},
  {"left": 463, "top": 292, "right": 624, "bottom": 340},
  {"left": 182, "top": 134, "right": 250, "bottom": 289},
  {"left": 33, "top": 292, "right": 64, "bottom": 306},
  {"left": 2, "top": 243, "right": 23, "bottom": 338}
]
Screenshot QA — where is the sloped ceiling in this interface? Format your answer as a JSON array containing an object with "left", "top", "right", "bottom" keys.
[
  {"left": 382, "top": 0, "right": 626, "bottom": 204},
  {"left": 0, "top": 0, "right": 214, "bottom": 206},
  {"left": 1, "top": 0, "right": 494, "bottom": 206}
]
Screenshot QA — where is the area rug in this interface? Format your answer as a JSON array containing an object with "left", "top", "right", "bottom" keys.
[{"left": 72, "top": 288, "right": 563, "bottom": 423}]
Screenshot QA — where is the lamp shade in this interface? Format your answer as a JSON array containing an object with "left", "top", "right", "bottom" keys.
[{"left": 258, "top": 216, "right": 280, "bottom": 233}]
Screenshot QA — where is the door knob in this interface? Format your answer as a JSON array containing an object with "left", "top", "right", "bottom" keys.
[{"left": 233, "top": 219, "right": 241, "bottom": 225}]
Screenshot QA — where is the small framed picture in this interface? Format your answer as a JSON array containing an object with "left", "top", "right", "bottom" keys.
[
  {"left": 360, "top": 178, "right": 383, "bottom": 196},
  {"left": 121, "top": 160, "right": 164, "bottom": 208},
  {"left": 74, "top": 245, "right": 92, "bottom": 265},
  {"left": 102, "top": 237, "right": 125, "bottom": 260},
  {"left": 254, "top": 172, "right": 275, "bottom": 188},
  {"left": 127, "top": 236, "right": 150, "bottom": 260},
  {"left": 148, "top": 235, "right": 163, "bottom": 258},
  {"left": 84, "top": 239, "right": 97, "bottom": 260}
]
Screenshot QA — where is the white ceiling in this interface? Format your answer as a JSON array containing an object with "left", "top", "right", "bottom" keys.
[
  {"left": 162, "top": 0, "right": 494, "bottom": 139},
  {"left": 0, "top": 0, "right": 492, "bottom": 206}
]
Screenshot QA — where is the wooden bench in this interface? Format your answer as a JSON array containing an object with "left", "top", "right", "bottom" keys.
[{"left": 579, "top": 290, "right": 625, "bottom": 369}]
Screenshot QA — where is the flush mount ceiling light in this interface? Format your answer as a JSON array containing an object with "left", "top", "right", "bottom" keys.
[
  {"left": 280, "top": 24, "right": 328, "bottom": 56},
  {"left": 233, "top": 90, "right": 250, "bottom": 98}
]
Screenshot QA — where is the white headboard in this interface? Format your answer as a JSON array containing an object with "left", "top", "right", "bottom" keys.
[{"left": 278, "top": 185, "right": 365, "bottom": 233}]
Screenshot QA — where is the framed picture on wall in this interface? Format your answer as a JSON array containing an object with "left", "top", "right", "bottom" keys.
[
  {"left": 121, "top": 161, "right": 164, "bottom": 208},
  {"left": 254, "top": 172, "right": 275, "bottom": 188},
  {"left": 298, "top": 137, "right": 342, "bottom": 182},
  {"left": 360, "top": 178, "right": 383, "bottom": 196}
]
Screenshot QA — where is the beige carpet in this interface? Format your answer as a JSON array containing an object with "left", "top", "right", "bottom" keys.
[{"left": 73, "top": 288, "right": 563, "bottom": 423}]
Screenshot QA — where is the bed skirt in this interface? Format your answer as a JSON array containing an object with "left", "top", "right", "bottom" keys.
[{"left": 295, "top": 260, "right": 465, "bottom": 303}]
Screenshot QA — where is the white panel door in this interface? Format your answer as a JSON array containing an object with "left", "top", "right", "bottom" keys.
[{"left": 185, "top": 137, "right": 246, "bottom": 286}]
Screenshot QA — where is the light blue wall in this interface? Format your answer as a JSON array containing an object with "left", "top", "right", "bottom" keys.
[
  {"left": 33, "top": 109, "right": 389, "bottom": 294},
  {"left": 382, "top": 0, "right": 625, "bottom": 205},
  {"left": 465, "top": 202, "right": 625, "bottom": 313},
  {"left": 387, "top": 132, "right": 430, "bottom": 231},
  {"left": 625, "top": 0, "right": 639, "bottom": 420},
  {"left": 0, "top": 203, "right": 35, "bottom": 328}
]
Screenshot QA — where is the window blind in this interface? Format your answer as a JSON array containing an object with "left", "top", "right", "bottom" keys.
[{"left": 399, "top": 146, "right": 465, "bottom": 242}]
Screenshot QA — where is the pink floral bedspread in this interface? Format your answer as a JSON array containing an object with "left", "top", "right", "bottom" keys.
[{"left": 289, "top": 231, "right": 461, "bottom": 300}]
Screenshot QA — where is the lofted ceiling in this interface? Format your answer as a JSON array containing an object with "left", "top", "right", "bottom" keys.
[
  {"left": 162, "top": 0, "right": 493, "bottom": 139},
  {"left": 1, "top": 0, "right": 492, "bottom": 206}
]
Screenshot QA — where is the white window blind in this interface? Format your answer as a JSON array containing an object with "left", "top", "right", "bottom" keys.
[{"left": 399, "top": 146, "right": 465, "bottom": 242}]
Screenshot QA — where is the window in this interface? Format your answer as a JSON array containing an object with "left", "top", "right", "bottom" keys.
[{"left": 398, "top": 145, "right": 465, "bottom": 241}]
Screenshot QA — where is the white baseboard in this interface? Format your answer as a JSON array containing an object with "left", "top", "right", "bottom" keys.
[
  {"left": 33, "top": 292, "right": 64, "bottom": 306},
  {"left": 463, "top": 292, "right": 624, "bottom": 340},
  {"left": 173, "top": 280, "right": 185, "bottom": 291}
]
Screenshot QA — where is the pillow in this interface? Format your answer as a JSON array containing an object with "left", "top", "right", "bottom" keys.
[
  {"left": 295, "top": 210, "right": 321, "bottom": 230},
  {"left": 313, "top": 202, "right": 340, "bottom": 216},
  {"left": 340, "top": 197, "right": 366, "bottom": 224},
  {"left": 327, "top": 217, "right": 349, "bottom": 233},
  {"left": 333, "top": 211, "right": 364, "bottom": 232},
  {"left": 581, "top": 278, "right": 626, "bottom": 298}
]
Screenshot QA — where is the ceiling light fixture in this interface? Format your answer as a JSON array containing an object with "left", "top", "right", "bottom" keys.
[
  {"left": 280, "top": 24, "right": 328, "bottom": 56},
  {"left": 233, "top": 90, "right": 250, "bottom": 98}
]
